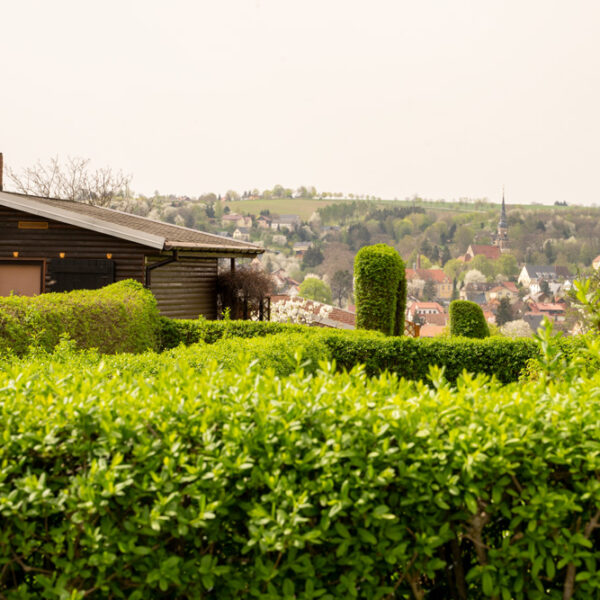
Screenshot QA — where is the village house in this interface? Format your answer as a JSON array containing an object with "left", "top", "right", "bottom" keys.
[
  {"left": 293, "top": 242, "right": 312, "bottom": 258},
  {"left": 485, "top": 281, "right": 519, "bottom": 303},
  {"left": 221, "top": 213, "right": 252, "bottom": 228},
  {"left": 462, "top": 244, "right": 502, "bottom": 262},
  {"left": 256, "top": 215, "right": 272, "bottom": 229},
  {"left": 232, "top": 227, "right": 251, "bottom": 242},
  {"left": 270, "top": 215, "right": 301, "bottom": 232},
  {"left": 405, "top": 268, "right": 453, "bottom": 300},
  {"left": 517, "top": 264, "right": 572, "bottom": 293}
]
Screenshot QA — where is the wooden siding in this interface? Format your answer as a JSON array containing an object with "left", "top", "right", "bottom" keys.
[
  {"left": 149, "top": 258, "right": 217, "bottom": 319},
  {"left": 0, "top": 205, "right": 147, "bottom": 290}
]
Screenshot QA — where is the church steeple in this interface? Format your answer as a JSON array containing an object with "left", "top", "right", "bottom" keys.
[
  {"left": 494, "top": 187, "right": 509, "bottom": 251},
  {"left": 499, "top": 187, "right": 507, "bottom": 229}
]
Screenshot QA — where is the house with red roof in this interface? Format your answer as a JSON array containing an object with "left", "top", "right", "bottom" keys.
[
  {"left": 464, "top": 244, "right": 502, "bottom": 262},
  {"left": 405, "top": 268, "right": 453, "bottom": 300}
]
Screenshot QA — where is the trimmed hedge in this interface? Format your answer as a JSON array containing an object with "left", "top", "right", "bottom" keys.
[
  {"left": 450, "top": 299, "right": 490, "bottom": 338},
  {"left": 354, "top": 244, "right": 406, "bottom": 335},
  {"left": 2, "top": 352, "right": 600, "bottom": 598},
  {"left": 157, "top": 318, "right": 536, "bottom": 383},
  {"left": 320, "top": 330, "right": 537, "bottom": 383},
  {"left": 158, "top": 318, "right": 308, "bottom": 349},
  {"left": 0, "top": 280, "right": 160, "bottom": 355}
]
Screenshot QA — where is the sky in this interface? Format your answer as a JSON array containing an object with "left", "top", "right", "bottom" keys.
[{"left": 1, "top": 0, "right": 599, "bottom": 205}]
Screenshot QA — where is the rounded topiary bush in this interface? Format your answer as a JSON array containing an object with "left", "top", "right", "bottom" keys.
[
  {"left": 449, "top": 299, "right": 490, "bottom": 338},
  {"left": 354, "top": 244, "right": 406, "bottom": 336}
]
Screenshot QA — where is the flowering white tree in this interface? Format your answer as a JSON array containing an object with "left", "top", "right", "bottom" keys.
[
  {"left": 500, "top": 319, "right": 533, "bottom": 338},
  {"left": 271, "top": 298, "right": 332, "bottom": 326},
  {"left": 464, "top": 269, "right": 487, "bottom": 285}
]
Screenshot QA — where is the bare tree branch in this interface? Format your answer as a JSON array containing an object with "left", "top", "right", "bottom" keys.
[{"left": 6, "top": 156, "right": 131, "bottom": 206}]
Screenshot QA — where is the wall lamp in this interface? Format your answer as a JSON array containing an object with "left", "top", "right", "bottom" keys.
[
  {"left": 12, "top": 251, "right": 19, "bottom": 258},
  {"left": 59, "top": 252, "right": 66, "bottom": 259}
]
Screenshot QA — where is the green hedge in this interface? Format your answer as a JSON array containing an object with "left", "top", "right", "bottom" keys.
[
  {"left": 354, "top": 244, "right": 406, "bottom": 335},
  {"left": 1, "top": 352, "right": 600, "bottom": 598},
  {"left": 450, "top": 299, "right": 490, "bottom": 338},
  {"left": 320, "top": 330, "right": 536, "bottom": 383},
  {"left": 159, "top": 319, "right": 536, "bottom": 383},
  {"left": 158, "top": 318, "right": 308, "bottom": 349},
  {"left": 161, "top": 318, "right": 595, "bottom": 383},
  {"left": 0, "top": 280, "right": 160, "bottom": 355}
]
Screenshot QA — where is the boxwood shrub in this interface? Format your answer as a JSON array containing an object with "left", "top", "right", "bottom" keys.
[
  {"left": 1, "top": 353, "right": 600, "bottom": 598},
  {"left": 354, "top": 244, "right": 406, "bottom": 335},
  {"left": 449, "top": 299, "right": 490, "bottom": 338},
  {"left": 0, "top": 280, "right": 160, "bottom": 355}
]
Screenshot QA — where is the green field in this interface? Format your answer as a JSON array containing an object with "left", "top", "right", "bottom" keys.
[{"left": 224, "top": 197, "right": 366, "bottom": 220}]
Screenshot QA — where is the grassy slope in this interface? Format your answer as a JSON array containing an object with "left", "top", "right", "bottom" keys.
[{"left": 224, "top": 197, "right": 361, "bottom": 220}]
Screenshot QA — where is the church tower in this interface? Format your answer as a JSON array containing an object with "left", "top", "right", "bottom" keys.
[{"left": 494, "top": 189, "right": 509, "bottom": 251}]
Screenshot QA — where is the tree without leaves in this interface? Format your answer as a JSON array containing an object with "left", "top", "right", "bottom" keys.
[
  {"left": 7, "top": 156, "right": 132, "bottom": 207},
  {"left": 330, "top": 270, "right": 353, "bottom": 308}
]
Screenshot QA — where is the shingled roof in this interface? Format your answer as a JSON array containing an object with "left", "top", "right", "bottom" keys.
[{"left": 0, "top": 191, "right": 263, "bottom": 254}]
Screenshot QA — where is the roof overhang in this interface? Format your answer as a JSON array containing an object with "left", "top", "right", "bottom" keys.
[
  {"left": 163, "top": 241, "right": 264, "bottom": 255},
  {"left": 0, "top": 192, "right": 165, "bottom": 250}
]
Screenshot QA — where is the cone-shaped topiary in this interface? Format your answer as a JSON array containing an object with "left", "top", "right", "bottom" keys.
[
  {"left": 355, "top": 244, "right": 406, "bottom": 336},
  {"left": 449, "top": 299, "right": 490, "bottom": 338}
]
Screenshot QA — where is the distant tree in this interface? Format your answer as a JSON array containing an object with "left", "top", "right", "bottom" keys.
[
  {"left": 330, "top": 270, "right": 353, "bottom": 307},
  {"left": 443, "top": 258, "right": 463, "bottom": 282},
  {"left": 495, "top": 254, "right": 519, "bottom": 279},
  {"left": 544, "top": 240, "right": 556, "bottom": 263},
  {"left": 440, "top": 245, "right": 451, "bottom": 266},
  {"left": 464, "top": 269, "right": 487, "bottom": 286},
  {"left": 7, "top": 156, "right": 131, "bottom": 207},
  {"left": 298, "top": 277, "right": 332, "bottom": 304},
  {"left": 495, "top": 297, "right": 514, "bottom": 326},
  {"left": 347, "top": 223, "right": 371, "bottom": 251},
  {"left": 500, "top": 319, "right": 533, "bottom": 337},
  {"left": 540, "top": 279, "right": 551, "bottom": 295},
  {"left": 451, "top": 278, "right": 459, "bottom": 301},
  {"left": 422, "top": 279, "right": 436, "bottom": 301},
  {"left": 469, "top": 255, "right": 495, "bottom": 280},
  {"left": 225, "top": 190, "right": 240, "bottom": 202},
  {"left": 455, "top": 225, "right": 475, "bottom": 253},
  {"left": 301, "top": 246, "right": 324, "bottom": 269},
  {"left": 205, "top": 204, "right": 215, "bottom": 219}
]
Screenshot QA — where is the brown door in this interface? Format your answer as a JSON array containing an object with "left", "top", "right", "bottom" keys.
[{"left": 0, "top": 263, "right": 43, "bottom": 296}]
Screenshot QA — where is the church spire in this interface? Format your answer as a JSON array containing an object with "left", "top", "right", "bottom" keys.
[{"left": 499, "top": 186, "right": 507, "bottom": 229}]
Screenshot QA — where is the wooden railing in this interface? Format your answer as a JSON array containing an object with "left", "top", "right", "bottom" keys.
[{"left": 404, "top": 321, "right": 421, "bottom": 338}]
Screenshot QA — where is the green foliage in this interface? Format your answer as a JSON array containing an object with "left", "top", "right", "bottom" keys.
[
  {"left": 159, "top": 318, "right": 539, "bottom": 383},
  {"left": 158, "top": 317, "right": 307, "bottom": 349},
  {"left": 495, "top": 296, "right": 514, "bottom": 326},
  {"left": 0, "top": 280, "right": 160, "bottom": 355},
  {"left": 321, "top": 330, "right": 536, "bottom": 383},
  {"left": 3, "top": 343, "right": 600, "bottom": 598},
  {"left": 571, "top": 272, "right": 600, "bottom": 332},
  {"left": 354, "top": 244, "right": 406, "bottom": 335},
  {"left": 298, "top": 277, "right": 332, "bottom": 304},
  {"left": 450, "top": 299, "right": 490, "bottom": 339}
]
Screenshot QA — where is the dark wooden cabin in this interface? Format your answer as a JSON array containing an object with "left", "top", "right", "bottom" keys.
[{"left": 0, "top": 190, "right": 264, "bottom": 319}]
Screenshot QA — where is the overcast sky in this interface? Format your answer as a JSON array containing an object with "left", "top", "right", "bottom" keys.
[{"left": 2, "top": 0, "right": 599, "bottom": 204}]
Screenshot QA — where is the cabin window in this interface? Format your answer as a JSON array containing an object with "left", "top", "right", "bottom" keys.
[{"left": 48, "top": 258, "right": 115, "bottom": 292}]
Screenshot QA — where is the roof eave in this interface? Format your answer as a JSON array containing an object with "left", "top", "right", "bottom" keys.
[
  {"left": 164, "top": 241, "right": 264, "bottom": 254},
  {"left": 0, "top": 192, "right": 166, "bottom": 250}
]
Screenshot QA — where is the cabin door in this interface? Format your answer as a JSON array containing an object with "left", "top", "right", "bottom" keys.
[{"left": 0, "top": 262, "right": 43, "bottom": 296}]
